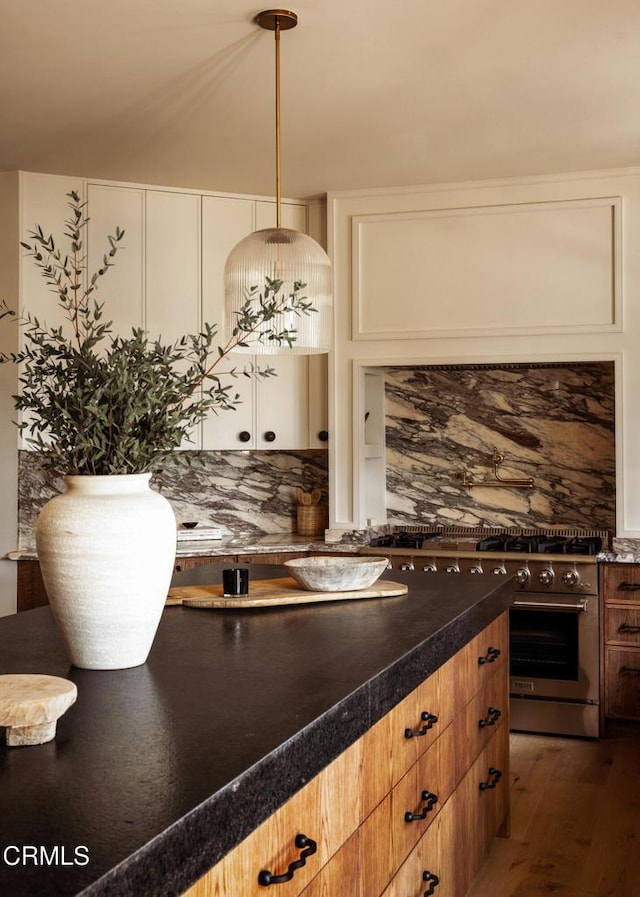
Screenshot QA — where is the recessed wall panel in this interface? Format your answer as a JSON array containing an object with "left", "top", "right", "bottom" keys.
[{"left": 353, "top": 198, "right": 619, "bottom": 339}]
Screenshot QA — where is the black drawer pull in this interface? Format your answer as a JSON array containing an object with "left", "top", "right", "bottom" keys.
[
  {"left": 422, "top": 871, "right": 440, "bottom": 896},
  {"left": 621, "top": 666, "right": 640, "bottom": 675},
  {"left": 405, "top": 711, "right": 439, "bottom": 739},
  {"left": 257, "top": 834, "right": 317, "bottom": 886},
  {"left": 619, "top": 623, "right": 640, "bottom": 634},
  {"left": 479, "top": 767, "right": 503, "bottom": 791},
  {"left": 405, "top": 789, "right": 438, "bottom": 822},
  {"left": 478, "top": 706, "right": 502, "bottom": 728},
  {"left": 619, "top": 581, "right": 640, "bottom": 591},
  {"left": 478, "top": 646, "right": 501, "bottom": 665}
]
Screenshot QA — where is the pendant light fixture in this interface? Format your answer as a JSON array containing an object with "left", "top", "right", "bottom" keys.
[{"left": 223, "top": 9, "right": 333, "bottom": 355}]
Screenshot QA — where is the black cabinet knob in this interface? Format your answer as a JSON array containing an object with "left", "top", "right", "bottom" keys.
[
  {"left": 318, "top": 430, "right": 329, "bottom": 442},
  {"left": 238, "top": 431, "right": 251, "bottom": 443},
  {"left": 263, "top": 430, "right": 276, "bottom": 443}
]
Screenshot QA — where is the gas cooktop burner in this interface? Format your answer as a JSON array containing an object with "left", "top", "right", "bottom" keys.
[
  {"left": 369, "top": 532, "right": 438, "bottom": 550},
  {"left": 370, "top": 530, "right": 604, "bottom": 556},
  {"left": 475, "top": 534, "right": 603, "bottom": 555}
]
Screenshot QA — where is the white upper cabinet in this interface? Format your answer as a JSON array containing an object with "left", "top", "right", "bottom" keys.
[
  {"left": 144, "top": 191, "right": 200, "bottom": 343},
  {"left": 14, "top": 172, "right": 327, "bottom": 455},
  {"left": 201, "top": 195, "right": 255, "bottom": 449},
  {"left": 86, "top": 183, "right": 144, "bottom": 335},
  {"left": 201, "top": 196, "right": 315, "bottom": 451},
  {"left": 253, "top": 200, "right": 309, "bottom": 451},
  {"left": 20, "top": 172, "right": 85, "bottom": 333}
]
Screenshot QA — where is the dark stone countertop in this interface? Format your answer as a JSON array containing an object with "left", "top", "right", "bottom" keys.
[{"left": 0, "top": 564, "right": 513, "bottom": 897}]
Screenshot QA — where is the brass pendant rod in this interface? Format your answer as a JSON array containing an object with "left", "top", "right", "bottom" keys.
[
  {"left": 274, "top": 16, "right": 281, "bottom": 228},
  {"left": 257, "top": 9, "right": 297, "bottom": 228}
]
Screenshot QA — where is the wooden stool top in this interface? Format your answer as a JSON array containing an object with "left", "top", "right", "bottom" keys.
[{"left": 0, "top": 674, "right": 77, "bottom": 746}]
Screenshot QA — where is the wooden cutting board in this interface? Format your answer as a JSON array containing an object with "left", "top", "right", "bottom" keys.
[{"left": 166, "top": 577, "right": 408, "bottom": 609}]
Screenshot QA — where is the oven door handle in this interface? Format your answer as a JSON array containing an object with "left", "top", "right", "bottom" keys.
[{"left": 512, "top": 597, "right": 590, "bottom": 613}]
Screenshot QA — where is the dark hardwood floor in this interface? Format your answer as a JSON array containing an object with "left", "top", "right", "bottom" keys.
[{"left": 466, "top": 723, "right": 640, "bottom": 897}]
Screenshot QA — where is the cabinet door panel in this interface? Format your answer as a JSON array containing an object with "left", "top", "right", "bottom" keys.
[
  {"left": 20, "top": 173, "right": 85, "bottom": 329},
  {"left": 201, "top": 195, "right": 254, "bottom": 449},
  {"left": 18, "top": 174, "right": 85, "bottom": 445},
  {"left": 257, "top": 353, "right": 308, "bottom": 449},
  {"left": 254, "top": 201, "right": 309, "bottom": 449},
  {"left": 603, "top": 564, "right": 640, "bottom": 601},
  {"left": 145, "top": 190, "right": 201, "bottom": 448},
  {"left": 87, "top": 183, "right": 144, "bottom": 334},
  {"left": 605, "top": 647, "right": 640, "bottom": 720},
  {"left": 145, "top": 190, "right": 200, "bottom": 342},
  {"left": 605, "top": 605, "right": 640, "bottom": 646}
]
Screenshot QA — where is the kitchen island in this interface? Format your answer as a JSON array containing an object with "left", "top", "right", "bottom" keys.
[{"left": 0, "top": 564, "right": 513, "bottom": 897}]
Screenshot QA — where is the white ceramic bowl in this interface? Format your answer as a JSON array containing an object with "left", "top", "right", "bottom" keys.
[{"left": 284, "top": 556, "right": 389, "bottom": 592}]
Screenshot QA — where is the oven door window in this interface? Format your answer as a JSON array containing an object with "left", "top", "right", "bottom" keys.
[{"left": 509, "top": 607, "right": 579, "bottom": 681}]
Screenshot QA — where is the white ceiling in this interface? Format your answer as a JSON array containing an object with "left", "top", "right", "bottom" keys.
[{"left": 2, "top": 0, "right": 640, "bottom": 199}]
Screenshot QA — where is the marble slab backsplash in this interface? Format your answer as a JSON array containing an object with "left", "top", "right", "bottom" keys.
[
  {"left": 384, "top": 362, "right": 616, "bottom": 532},
  {"left": 18, "top": 449, "right": 329, "bottom": 548}
]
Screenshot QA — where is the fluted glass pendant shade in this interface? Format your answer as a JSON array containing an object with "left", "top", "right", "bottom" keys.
[
  {"left": 224, "top": 226, "right": 333, "bottom": 355},
  {"left": 224, "top": 9, "right": 333, "bottom": 355}
]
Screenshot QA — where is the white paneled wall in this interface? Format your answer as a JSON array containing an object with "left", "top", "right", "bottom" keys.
[{"left": 329, "top": 168, "right": 640, "bottom": 534}]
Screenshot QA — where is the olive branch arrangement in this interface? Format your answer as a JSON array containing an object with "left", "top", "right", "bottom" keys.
[{"left": 0, "top": 191, "right": 315, "bottom": 475}]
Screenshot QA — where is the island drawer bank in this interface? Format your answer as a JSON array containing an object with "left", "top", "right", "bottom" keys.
[
  {"left": 0, "top": 564, "right": 512, "bottom": 897},
  {"left": 183, "top": 614, "right": 510, "bottom": 897}
]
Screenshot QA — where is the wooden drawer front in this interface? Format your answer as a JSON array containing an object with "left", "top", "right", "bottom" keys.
[
  {"left": 359, "top": 792, "right": 394, "bottom": 897},
  {"left": 456, "top": 726, "right": 509, "bottom": 895},
  {"left": 605, "top": 647, "right": 640, "bottom": 721},
  {"left": 298, "top": 831, "right": 360, "bottom": 897},
  {"left": 381, "top": 804, "right": 443, "bottom": 897},
  {"left": 360, "top": 726, "right": 453, "bottom": 897},
  {"left": 603, "top": 564, "right": 640, "bottom": 601},
  {"left": 460, "top": 663, "right": 508, "bottom": 780},
  {"left": 457, "top": 612, "right": 509, "bottom": 710},
  {"left": 390, "top": 720, "right": 456, "bottom": 873},
  {"left": 361, "top": 666, "right": 449, "bottom": 817},
  {"left": 606, "top": 606, "right": 640, "bottom": 646},
  {"left": 173, "top": 556, "right": 235, "bottom": 573},
  {"left": 183, "top": 740, "right": 361, "bottom": 897},
  {"left": 390, "top": 665, "right": 443, "bottom": 782},
  {"left": 17, "top": 560, "right": 49, "bottom": 611},
  {"left": 240, "top": 552, "right": 310, "bottom": 565}
]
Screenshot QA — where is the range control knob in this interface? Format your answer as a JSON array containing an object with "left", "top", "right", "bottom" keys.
[
  {"left": 400, "top": 562, "right": 415, "bottom": 572},
  {"left": 469, "top": 564, "right": 483, "bottom": 574},
  {"left": 538, "top": 568, "right": 555, "bottom": 586},
  {"left": 562, "top": 569, "right": 580, "bottom": 587},
  {"left": 445, "top": 563, "right": 460, "bottom": 574},
  {"left": 492, "top": 564, "right": 507, "bottom": 575},
  {"left": 514, "top": 568, "right": 530, "bottom": 585},
  {"left": 422, "top": 563, "right": 438, "bottom": 573}
]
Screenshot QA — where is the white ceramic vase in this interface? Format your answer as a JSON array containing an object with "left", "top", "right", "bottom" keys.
[{"left": 35, "top": 474, "right": 176, "bottom": 670}]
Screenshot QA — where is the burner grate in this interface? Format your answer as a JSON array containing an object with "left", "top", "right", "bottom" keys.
[{"left": 388, "top": 524, "right": 610, "bottom": 548}]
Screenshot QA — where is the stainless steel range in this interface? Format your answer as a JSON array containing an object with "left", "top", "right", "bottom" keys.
[{"left": 363, "top": 526, "right": 608, "bottom": 738}]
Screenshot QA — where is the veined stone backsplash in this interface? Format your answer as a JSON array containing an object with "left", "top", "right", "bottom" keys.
[
  {"left": 18, "top": 449, "right": 329, "bottom": 548},
  {"left": 384, "top": 362, "right": 615, "bottom": 532}
]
